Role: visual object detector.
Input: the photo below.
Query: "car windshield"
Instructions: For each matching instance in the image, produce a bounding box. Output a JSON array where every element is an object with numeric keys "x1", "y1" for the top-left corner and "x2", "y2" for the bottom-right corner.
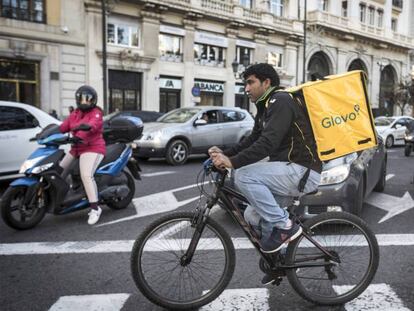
[
  {"x1": 103, "y1": 111, "x2": 119, "y2": 121},
  {"x1": 374, "y1": 117, "x2": 395, "y2": 126},
  {"x1": 158, "y1": 108, "x2": 200, "y2": 123}
]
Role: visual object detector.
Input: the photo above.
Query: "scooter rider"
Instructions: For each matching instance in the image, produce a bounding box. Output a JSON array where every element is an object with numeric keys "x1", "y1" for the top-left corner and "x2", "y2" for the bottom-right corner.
[{"x1": 59, "y1": 85, "x2": 106, "y2": 225}]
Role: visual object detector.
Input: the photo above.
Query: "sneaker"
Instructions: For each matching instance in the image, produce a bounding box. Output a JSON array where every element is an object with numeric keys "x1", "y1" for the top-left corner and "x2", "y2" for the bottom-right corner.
[
  {"x1": 260, "y1": 222, "x2": 302, "y2": 253},
  {"x1": 87, "y1": 207, "x2": 102, "y2": 225}
]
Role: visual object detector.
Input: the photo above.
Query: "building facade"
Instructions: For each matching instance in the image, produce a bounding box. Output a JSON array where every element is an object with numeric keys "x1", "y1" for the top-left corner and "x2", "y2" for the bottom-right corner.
[{"x1": 0, "y1": 0, "x2": 413, "y2": 117}]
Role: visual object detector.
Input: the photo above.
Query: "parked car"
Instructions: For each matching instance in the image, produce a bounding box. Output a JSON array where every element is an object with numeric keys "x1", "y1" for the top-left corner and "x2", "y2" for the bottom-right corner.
[
  {"x1": 374, "y1": 116, "x2": 414, "y2": 148},
  {"x1": 0, "y1": 101, "x2": 60, "y2": 181},
  {"x1": 104, "y1": 110, "x2": 164, "y2": 124},
  {"x1": 404, "y1": 120, "x2": 414, "y2": 157},
  {"x1": 134, "y1": 106, "x2": 254, "y2": 165},
  {"x1": 300, "y1": 136, "x2": 387, "y2": 217}
]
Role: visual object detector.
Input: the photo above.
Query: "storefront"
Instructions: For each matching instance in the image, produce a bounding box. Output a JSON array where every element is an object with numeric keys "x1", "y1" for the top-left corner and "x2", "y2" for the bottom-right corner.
[
  {"x1": 159, "y1": 76, "x2": 181, "y2": 113},
  {"x1": 0, "y1": 58, "x2": 40, "y2": 107},
  {"x1": 108, "y1": 70, "x2": 142, "y2": 112},
  {"x1": 235, "y1": 83, "x2": 249, "y2": 111},
  {"x1": 194, "y1": 80, "x2": 224, "y2": 106}
]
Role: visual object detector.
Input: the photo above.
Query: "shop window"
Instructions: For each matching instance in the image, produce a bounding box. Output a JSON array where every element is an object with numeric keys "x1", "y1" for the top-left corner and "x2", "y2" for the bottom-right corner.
[
  {"x1": 108, "y1": 70, "x2": 141, "y2": 112},
  {"x1": 194, "y1": 43, "x2": 225, "y2": 67},
  {"x1": 270, "y1": 0, "x2": 284, "y2": 17},
  {"x1": 107, "y1": 22, "x2": 139, "y2": 47},
  {"x1": 0, "y1": 0, "x2": 45, "y2": 23},
  {"x1": 267, "y1": 51, "x2": 283, "y2": 68},
  {"x1": 159, "y1": 33, "x2": 183, "y2": 62}
]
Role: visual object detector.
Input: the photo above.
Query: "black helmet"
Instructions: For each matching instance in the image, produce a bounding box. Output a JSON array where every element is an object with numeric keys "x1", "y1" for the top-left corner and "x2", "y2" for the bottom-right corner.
[{"x1": 75, "y1": 85, "x2": 97, "y2": 111}]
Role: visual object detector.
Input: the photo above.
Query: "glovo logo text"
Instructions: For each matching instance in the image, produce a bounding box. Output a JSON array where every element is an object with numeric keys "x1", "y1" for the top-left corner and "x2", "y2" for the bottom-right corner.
[{"x1": 321, "y1": 105, "x2": 361, "y2": 129}]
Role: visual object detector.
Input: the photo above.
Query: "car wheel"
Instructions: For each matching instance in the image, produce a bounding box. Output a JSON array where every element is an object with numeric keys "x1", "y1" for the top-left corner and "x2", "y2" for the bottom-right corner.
[
  {"x1": 385, "y1": 135, "x2": 394, "y2": 148},
  {"x1": 404, "y1": 145, "x2": 412, "y2": 157},
  {"x1": 374, "y1": 160, "x2": 386, "y2": 192},
  {"x1": 352, "y1": 178, "x2": 365, "y2": 216},
  {"x1": 166, "y1": 139, "x2": 188, "y2": 165}
]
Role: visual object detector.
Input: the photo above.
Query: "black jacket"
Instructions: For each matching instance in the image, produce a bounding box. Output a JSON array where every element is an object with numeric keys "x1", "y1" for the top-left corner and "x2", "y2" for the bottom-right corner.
[{"x1": 224, "y1": 87, "x2": 322, "y2": 173}]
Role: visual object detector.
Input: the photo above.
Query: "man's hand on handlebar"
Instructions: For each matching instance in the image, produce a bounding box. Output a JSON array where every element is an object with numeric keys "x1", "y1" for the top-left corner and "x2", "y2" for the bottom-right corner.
[{"x1": 210, "y1": 152, "x2": 233, "y2": 170}]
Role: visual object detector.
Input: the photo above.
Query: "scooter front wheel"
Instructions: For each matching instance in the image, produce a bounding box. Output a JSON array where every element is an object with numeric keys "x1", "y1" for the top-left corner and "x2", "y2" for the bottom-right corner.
[{"x1": 1, "y1": 186, "x2": 47, "y2": 230}]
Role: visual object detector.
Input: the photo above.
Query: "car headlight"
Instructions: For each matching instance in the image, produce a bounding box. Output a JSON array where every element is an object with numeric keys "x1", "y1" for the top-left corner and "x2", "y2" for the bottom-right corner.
[
  {"x1": 31, "y1": 163, "x2": 54, "y2": 174},
  {"x1": 406, "y1": 135, "x2": 413, "y2": 140},
  {"x1": 320, "y1": 164, "x2": 351, "y2": 185},
  {"x1": 144, "y1": 130, "x2": 163, "y2": 141},
  {"x1": 19, "y1": 156, "x2": 46, "y2": 174}
]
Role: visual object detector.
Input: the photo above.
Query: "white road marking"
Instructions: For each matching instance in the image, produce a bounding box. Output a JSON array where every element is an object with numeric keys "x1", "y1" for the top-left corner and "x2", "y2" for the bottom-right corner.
[
  {"x1": 140, "y1": 171, "x2": 175, "y2": 177},
  {"x1": 49, "y1": 293, "x2": 130, "y2": 311},
  {"x1": 365, "y1": 191, "x2": 414, "y2": 223},
  {"x1": 200, "y1": 288, "x2": 269, "y2": 311},
  {"x1": 96, "y1": 182, "x2": 209, "y2": 227},
  {"x1": 1, "y1": 234, "x2": 414, "y2": 256},
  {"x1": 334, "y1": 283, "x2": 410, "y2": 311},
  {"x1": 386, "y1": 173, "x2": 395, "y2": 181}
]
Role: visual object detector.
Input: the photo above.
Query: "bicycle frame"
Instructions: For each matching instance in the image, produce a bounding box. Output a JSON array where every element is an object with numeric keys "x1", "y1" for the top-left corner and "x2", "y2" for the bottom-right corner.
[{"x1": 184, "y1": 169, "x2": 340, "y2": 272}]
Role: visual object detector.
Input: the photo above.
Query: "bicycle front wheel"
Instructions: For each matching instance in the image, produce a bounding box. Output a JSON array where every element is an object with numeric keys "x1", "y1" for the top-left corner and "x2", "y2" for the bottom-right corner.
[
  {"x1": 131, "y1": 211, "x2": 236, "y2": 310},
  {"x1": 285, "y1": 212, "x2": 379, "y2": 306}
]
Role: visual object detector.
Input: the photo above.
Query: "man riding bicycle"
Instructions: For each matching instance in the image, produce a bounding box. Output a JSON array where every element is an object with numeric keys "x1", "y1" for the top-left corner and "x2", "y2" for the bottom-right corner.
[{"x1": 209, "y1": 64, "x2": 322, "y2": 281}]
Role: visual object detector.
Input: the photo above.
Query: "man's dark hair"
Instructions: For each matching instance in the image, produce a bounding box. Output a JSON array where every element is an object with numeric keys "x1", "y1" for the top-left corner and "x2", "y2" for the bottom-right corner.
[{"x1": 242, "y1": 63, "x2": 280, "y2": 87}]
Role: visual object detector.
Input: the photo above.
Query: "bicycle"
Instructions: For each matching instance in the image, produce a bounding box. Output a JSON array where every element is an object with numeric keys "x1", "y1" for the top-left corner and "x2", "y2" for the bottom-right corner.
[{"x1": 130, "y1": 159, "x2": 379, "y2": 310}]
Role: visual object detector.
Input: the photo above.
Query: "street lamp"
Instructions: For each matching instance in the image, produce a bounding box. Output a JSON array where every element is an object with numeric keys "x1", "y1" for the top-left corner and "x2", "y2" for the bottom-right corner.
[{"x1": 231, "y1": 52, "x2": 250, "y2": 78}]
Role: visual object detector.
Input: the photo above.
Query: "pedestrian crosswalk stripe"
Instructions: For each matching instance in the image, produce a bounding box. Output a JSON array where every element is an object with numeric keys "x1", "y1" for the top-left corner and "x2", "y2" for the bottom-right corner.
[
  {"x1": 48, "y1": 293, "x2": 130, "y2": 311},
  {"x1": 200, "y1": 288, "x2": 269, "y2": 311},
  {"x1": 1, "y1": 233, "x2": 414, "y2": 256},
  {"x1": 334, "y1": 283, "x2": 410, "y2": 310}
]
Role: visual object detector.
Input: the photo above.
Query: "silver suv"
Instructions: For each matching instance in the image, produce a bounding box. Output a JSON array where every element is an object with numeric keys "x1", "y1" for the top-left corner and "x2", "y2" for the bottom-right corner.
[{"x1": 135, "y1": 106, "x2": 254, "y2": 165}]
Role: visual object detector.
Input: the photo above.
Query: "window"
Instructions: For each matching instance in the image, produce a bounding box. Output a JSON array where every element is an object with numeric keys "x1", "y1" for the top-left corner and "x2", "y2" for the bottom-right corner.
[
  {"x1": 107, "y1": 22, "x2": 139, "y2": 47},
  {"x1": 194, "y1": 43, "x2": 225, "y2": 67},
  {"x1": 319, "y1": 0, "x2": 329, "y2": 11},
  {"x1": 267, "y1": 51, "x2": 283, "y2": 68},
  {"x1": 236, "y1": 46, "x2": 253, "y2": 67},
  {"x1": 221, "y1": 110, "x2": 245, "y2": 123},
  {"x1": 0, "y1": 106, "x2": 37, "y2": 131},
  {"x1": 239, "y1": 0, "x2": 252, "y2": 9},
  {"x1": 159, "y1": 33, "x2": 183, "y2": 62},
  {"x1": 0, "y1": 0, "x2": 45, "y2": 23},
  {"x1": 341, "y1": 1, "x2": 348, "y2": 17},
  {"x1": 368, "y1": 6, "x2": 375, "y2": 25},
  {"x1": 377, "y1": 9, "x2": 383, "y2": 28},
  {"x1": 359, "y1": 3, "x2": 366, "y2": 23},
  {"x1": 270, "y1": 0, "x2": 284, "y2": 17},
  {"x1": 391, "y1": 18, "x2": 397, "y2": 31}
]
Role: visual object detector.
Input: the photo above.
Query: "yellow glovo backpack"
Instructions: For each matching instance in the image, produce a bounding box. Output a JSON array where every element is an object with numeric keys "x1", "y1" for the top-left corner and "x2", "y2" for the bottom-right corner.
[{"x1": 285, "y1": 70, "x2": 378, "y2": 161}]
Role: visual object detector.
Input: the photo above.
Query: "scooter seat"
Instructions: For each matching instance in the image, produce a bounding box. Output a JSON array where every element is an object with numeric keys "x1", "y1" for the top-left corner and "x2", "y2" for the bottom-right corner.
[{"x1": 98, "y1": 143, "x2": 126, "y2": 168}]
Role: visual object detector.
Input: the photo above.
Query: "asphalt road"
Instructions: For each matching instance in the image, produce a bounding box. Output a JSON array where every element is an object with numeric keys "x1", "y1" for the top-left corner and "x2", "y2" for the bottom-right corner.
[{"x1": 0, "y1": 149, "x2": 413, "y2": 311}]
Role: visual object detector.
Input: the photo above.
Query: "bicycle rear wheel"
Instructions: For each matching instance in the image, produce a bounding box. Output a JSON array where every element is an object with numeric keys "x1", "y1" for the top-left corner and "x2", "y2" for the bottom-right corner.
[
  {"x1": 285, "y1": 212, "x2": 379, "y2": 306},
  {"x1": 131, "y1": 211, "x2": 236, "y2": 310}
]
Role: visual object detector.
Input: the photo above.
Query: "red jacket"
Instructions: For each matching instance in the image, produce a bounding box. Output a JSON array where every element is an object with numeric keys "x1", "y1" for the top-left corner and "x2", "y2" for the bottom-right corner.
[{"x1": 60, "y1": 107, "x2": 106, "y2": 157}]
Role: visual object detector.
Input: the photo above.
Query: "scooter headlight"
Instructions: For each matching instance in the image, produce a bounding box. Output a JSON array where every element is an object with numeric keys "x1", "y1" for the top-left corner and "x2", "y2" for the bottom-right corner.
[
  {"x1": 31, "y1": 163, "x2": 54, "y2": 174},
  {"x1": 19, "y1": 156, "x2": 47, "y2": 174}
]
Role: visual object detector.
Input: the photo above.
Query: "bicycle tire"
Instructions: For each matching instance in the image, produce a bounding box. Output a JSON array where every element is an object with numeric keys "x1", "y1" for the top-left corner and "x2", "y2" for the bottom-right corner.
[
  {"x1": 285, "y1": 212, "x2": 379, "y2": 306},
  {"x1": 130, "y1": 211, "x2": 236, "y2": 310}
]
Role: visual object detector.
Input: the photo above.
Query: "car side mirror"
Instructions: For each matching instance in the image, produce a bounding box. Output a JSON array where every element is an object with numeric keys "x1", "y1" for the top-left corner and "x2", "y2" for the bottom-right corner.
[
  {"x1": 394, "y1": 124, "x2": 402, "y2": 129},
  {"x1": 194, "y1": 119, "x2": 207, "y2": 126},
  {"x1": 32, "y1": 118, "x2": 40, "y2": 127}
]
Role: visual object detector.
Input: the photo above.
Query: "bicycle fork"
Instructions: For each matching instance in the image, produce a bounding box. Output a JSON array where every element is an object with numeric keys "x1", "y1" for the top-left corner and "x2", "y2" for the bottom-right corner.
[{"x1": 180, "y1": 201, "x2": 214, "y2": 266}]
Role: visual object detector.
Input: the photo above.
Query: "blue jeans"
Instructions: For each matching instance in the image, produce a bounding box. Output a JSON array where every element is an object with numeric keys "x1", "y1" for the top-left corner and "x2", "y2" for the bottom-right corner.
[{"x1": 234, "y1": 161, "x2": 320, "y2": 239}]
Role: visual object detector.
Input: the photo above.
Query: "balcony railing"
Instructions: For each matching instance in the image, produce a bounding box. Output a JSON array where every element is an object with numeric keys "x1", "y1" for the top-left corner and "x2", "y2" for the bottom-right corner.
[{"x1": 201, "y1": 0, "x2": 232, "y2": 14}]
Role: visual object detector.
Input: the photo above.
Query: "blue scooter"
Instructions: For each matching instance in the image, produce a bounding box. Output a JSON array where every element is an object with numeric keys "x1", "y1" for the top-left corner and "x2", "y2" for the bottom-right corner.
[{"x1": 0, "y1": 117, "x2": 143, "y2": 230}]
